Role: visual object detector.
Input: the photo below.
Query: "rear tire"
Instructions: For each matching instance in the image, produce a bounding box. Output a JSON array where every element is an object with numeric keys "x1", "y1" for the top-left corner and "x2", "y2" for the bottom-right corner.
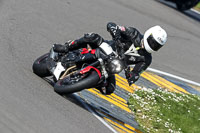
[
  {"x1": 32, "y1": 53, "x2": 51, "y2": 77},
  {"x1": 54, "y1": 71, "x2": 100, "y2": 94}
]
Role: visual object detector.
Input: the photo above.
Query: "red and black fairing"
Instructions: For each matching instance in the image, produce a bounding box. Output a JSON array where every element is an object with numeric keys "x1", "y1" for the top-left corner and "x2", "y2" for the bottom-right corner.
[
  {"x1": 81, "y1": 48, "x2": 96, "y2": 55},
  {"x1": 80, "y1": 66, "x2": 101, "y2": 78}
]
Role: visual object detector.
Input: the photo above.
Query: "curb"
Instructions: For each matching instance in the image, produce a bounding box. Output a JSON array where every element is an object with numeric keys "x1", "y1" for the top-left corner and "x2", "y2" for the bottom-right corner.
[
  {"x1": 191, "y1": 8, "x2": 200, "y2": 14},
  {"x1": 147, "y1": 68, "x2": 200, "y2": 87}
]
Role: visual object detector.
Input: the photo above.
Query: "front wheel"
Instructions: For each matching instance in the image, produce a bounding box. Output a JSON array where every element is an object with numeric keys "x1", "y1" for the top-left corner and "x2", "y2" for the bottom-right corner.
[{"x1": 54, "y1": 71, "x2": 100, "y2": 94}]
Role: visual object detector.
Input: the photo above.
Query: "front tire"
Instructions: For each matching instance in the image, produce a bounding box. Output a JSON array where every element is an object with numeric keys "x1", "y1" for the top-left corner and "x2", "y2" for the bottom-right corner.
[
  {"x1": 32, "y1": 53, "x2": 51, "y2": 77},
  {"x1": 54, "y1": 71, "x2": 100, "y2": 94}
]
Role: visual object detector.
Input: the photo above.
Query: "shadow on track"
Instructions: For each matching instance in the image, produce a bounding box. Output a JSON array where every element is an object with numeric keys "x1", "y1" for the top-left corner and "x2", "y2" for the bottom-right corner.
[
  {"x1": 156, "y1": 0, "x2": 200, "y2": 22},
  {"x1": 43, "y1": 77, "x2": 110, "y2": 116}
]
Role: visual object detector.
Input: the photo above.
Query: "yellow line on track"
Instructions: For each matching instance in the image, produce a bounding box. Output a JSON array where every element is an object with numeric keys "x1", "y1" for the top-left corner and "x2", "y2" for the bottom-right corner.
[
  {"x1": 112, "y1": 126, "x2": 127, "y2": 133},
  {"x1": 116, "y1": 81, "x2": 134, "y2": 93},
  {"x1": 87, "y1": 89, "x2": 131, "y2": 113},
  {"x1": 109, "y1": 93, "x2": 127, "y2": 105},
  {"x1": 87, "y1": 75, "x2": 142, "y2": 113},
  {"x1": 148, "y1": 72, "x2": 188, "y2": 93},
  {"x1": 105, "y1": 114, "x2": 142, "y2": 133},
  {"x1": 141, "y1": 72, "x2": 178, "y2": 92},
  {"x1": 109, "y1": 118, "x2": 142, "y2": 133},
  {"x1": 92, "y1": 88, "x2": 128, "y2": 107},
  {"x1": 104, "y1": 117, "x2": 141, "y2": 133},
  {"x1": 141, "y1": 72, "x2": 188, "y2": 94},
  {"x1": 116, "y1": 74, "x2": 140, "y2": 90},
  {"x1": 97, "y1": 110, "x2": 142, "y2": 133},
  {"x1": 141, "y1": 72, "x2": 176, "y2": 91}
]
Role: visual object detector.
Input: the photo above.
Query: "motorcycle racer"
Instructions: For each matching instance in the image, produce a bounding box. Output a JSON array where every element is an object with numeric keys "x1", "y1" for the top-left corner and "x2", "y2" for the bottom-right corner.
[
  {"x1": 106, "y1": 22, "x2": 167, "y2": 86},
  {"x1": 53, "y1": 22, "x2": 167, "y2": 94}
]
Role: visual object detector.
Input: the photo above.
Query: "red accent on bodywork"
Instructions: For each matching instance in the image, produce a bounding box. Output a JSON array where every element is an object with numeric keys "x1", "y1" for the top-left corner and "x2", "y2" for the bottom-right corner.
[
  {"x1": 71, "y1": 41, "x2": 75, "y2": 45},
  {"x1": 90, "y1": 49, "x2": 96, "y2": 54},
  {"x1": 81, "y1": 48, "x2": 89, "y2": 54},
  {"x1": 80, "y1": 66, "x2": 101, "y2": 78},
  {"x1": 81, "y1": 48, "x2": 96, "y2": 55}
]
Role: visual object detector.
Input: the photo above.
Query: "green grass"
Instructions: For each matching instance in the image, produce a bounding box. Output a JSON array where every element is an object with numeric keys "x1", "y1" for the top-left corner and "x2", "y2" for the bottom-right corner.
[
  {"x1": 128, "y1": 88, "x2": 200, "y2": 133},
  {"x1": 194, "y1": 2, "x2": 200, "y2": 11}
]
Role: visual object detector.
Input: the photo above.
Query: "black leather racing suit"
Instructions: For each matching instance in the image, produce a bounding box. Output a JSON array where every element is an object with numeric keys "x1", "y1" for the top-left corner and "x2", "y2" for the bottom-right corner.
[{"x1": 106, "y1": 22, "x2": 152, "y2": 85}]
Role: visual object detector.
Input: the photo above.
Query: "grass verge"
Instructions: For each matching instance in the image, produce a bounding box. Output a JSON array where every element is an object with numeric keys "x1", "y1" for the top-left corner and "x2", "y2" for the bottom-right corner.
[
  {"x1": 128, "y1": 88, "x2": 200, "y2": 133},
  {"x1": 193, "y1": 2, "x2": 200, "y2": 12}
]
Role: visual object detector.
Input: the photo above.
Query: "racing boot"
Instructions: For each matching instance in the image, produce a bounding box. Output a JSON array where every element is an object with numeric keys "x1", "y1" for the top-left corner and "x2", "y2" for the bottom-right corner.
[
  {"x1": 52, "y1": 40, "x2": 75, "y2": 53},
  {"x1": 53, "y1": 44, "x2": 69, "y2": 53},
  {"x1": 96, "y1": 75, "x2": 116, "y2": 95}
]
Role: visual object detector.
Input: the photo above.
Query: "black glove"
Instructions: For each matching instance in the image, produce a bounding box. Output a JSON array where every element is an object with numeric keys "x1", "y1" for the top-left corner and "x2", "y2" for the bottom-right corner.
[
  {"x1": 64, "y1": 40, "x2": 75, "y2": 46},
  {"x1": 53, "y1": 44, "x2": 69, "y2": 53}
]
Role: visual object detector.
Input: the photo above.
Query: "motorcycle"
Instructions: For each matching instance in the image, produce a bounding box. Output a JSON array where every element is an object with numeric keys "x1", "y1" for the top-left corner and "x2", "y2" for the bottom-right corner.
[{"x1": 32, "y1": 40, "x2": 125, "y2": 94}]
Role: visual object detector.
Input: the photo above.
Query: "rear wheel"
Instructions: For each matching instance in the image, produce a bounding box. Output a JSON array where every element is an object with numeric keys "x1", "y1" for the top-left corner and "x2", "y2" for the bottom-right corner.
[
  {"x1": 32, "y1": 53, "x2": 51, "y2": 77},
  {"x1": 54, "y1": 71, "x2": 100, "y2": 94}
]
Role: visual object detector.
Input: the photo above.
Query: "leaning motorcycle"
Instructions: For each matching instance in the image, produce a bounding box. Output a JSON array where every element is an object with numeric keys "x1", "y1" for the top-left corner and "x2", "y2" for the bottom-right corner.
[{"x1": 32, "y1": 41, "x2": 125, "y2": 94}]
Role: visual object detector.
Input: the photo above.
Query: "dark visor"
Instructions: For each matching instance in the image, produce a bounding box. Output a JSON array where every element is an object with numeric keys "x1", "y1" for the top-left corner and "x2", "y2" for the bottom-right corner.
[{"x1": 147, "y1": 35, "x2": 163, "y2": 51}]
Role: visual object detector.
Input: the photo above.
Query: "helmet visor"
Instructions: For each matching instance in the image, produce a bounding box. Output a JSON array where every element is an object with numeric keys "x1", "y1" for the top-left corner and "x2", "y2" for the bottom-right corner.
[{"x1": 147, "y1": 35, "x2": 163, "y2": 51}]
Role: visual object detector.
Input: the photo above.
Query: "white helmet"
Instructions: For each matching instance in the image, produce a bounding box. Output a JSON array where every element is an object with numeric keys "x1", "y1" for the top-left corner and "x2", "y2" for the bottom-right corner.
[{"x1": 143, "y1": 25, "x2": 167, "y2": 53}]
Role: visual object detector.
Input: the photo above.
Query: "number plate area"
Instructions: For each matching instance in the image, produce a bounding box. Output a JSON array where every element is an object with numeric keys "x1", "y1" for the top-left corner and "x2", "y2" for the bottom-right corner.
[
  {"x1": 99, "y1": 42, "x2": 113, "y2": 55},
  {"x1": 53, "y1": 62, "x2": 65, "y2": 80}
]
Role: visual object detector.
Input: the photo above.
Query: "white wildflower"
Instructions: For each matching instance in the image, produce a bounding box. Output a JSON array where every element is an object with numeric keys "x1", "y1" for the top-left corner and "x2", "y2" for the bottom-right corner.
[
  {"x1": 169, "y1": 129, "x2": 174, "y2": 133},
  {"x1": 165, "y1": 122, "x2": 169, "y2": 128},
  {"x1": 157, "y1": 119, "x2": 161, "y2": 122},
  {"x1": 142, "y1": 115, "x2": 146, "y2": 119}
]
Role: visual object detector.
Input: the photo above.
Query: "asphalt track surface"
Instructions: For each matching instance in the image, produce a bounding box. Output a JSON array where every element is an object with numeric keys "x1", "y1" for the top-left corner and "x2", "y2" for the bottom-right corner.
[{"x1": 0, "y1": 0, "x2": 200, "y2": 133}]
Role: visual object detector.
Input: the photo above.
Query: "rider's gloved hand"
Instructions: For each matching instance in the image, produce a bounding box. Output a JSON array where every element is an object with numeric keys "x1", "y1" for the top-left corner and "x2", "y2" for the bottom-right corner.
[
  {"x1": 64, "y1": 40, "x2": 75, "y2": 46},
  {"x1": 53, "y1": 44, "x2": 69, "y2": 53}
]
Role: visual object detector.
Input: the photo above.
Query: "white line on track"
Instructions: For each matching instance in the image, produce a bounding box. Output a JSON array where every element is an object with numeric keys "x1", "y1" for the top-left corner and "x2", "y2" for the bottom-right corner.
[
  {"x1": 73, "y1": 93, "x2": 118, "y2": 133},
  {"x1": 147, "y1": 68, "x2": 200, "y2": 87},
  {"x1": 191, "y1": 9, "x2": 200, "y2": 15}
]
